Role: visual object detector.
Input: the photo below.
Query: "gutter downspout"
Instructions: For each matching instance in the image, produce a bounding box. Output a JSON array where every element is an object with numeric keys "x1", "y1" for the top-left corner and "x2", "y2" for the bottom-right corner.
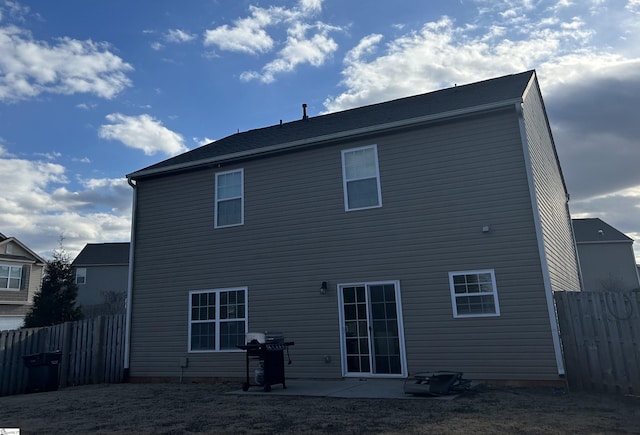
[
  {"x1": 516, "y1": 100, "x2": 566, "y2": 377},
  {"x1": 124, "y1": 177, "x2": 137, "y2": 380}
]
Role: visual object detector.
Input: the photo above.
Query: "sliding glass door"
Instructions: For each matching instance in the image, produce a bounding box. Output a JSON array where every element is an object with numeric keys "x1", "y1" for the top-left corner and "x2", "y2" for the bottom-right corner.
[{"x1": 338, "y1": 281, "x2": 406, "y2": 377}]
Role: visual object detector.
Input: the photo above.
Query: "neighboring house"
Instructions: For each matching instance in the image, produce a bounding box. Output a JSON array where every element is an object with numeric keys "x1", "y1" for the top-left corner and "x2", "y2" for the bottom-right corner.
[
  {"x1": 125, "y1": 70, "x2": 581, "y2": 384},
  {"x1": 572, "y1": 218, "x2": 640, "y2": 292},
  {"x1": 0, "y1": 233, "x2": 45, "y2": 330},
  {"x1": 72, "y1": 242, "x2": 130, "y2": 317}
]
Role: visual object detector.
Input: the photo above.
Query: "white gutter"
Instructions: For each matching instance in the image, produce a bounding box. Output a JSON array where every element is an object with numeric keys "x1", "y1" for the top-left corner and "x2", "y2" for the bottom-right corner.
[
  {"x1": 127, "y1": 99, "x2": 523, "y2": 180},
  {"x1": 516, "y1": 98, "x2": 566, "y2": 377},
  {"x1": 123, "y1": 177, "x2": 137, "y2": 377}
]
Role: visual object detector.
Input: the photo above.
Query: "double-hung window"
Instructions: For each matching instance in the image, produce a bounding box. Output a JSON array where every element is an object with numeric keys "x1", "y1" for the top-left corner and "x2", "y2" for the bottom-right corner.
[
  {"x1": 341, "y1": 145, "x2": 382, "y2": 211},
  {"x1": 189, "y1": 288, "x2": 247, "y2": 352},
  {"x1": 76, "y1": 268, "x2": 87, "y2": 285},
  {"x1": 0, "y1": 264, "x2": 22, "y2": 290},
  {"x1": 448, "y1": 270, "x2": 500, "y2": 318},
  {"x1": 215, "y1": 169, "x2": 244, "y2": 228}
]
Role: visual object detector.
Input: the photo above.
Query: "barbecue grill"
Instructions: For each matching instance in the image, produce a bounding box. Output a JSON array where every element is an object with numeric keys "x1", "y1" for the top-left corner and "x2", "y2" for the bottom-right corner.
[{"x1": 237, "y1": 332, "x2": 294, "y2": 392}]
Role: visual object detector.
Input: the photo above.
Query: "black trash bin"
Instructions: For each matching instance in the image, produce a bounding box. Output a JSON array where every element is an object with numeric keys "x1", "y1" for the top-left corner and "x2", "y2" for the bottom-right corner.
[{"x1": 22, "y1": 351, "x2": 62, "y2": 393}]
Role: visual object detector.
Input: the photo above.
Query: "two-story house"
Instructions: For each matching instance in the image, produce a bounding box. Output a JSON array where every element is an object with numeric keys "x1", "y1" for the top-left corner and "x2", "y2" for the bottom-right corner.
[
  {"x1": 125, "y1": 70, "x2": 581, "y2": 384},
  {"x1": 572, "y1": 218, "x2": 640, "y2": 292},
  {"x1": 72, "y1": 242, "x2": 130, "y2": 318},
  {"x1": 0, "y1": 233, "x2": 46, "y2": 330}
]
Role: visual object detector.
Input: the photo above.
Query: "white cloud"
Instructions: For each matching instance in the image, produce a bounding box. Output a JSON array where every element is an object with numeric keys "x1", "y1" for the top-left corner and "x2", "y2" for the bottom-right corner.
[
  {"x1": 76, "y1": 102, "x2": 97, "y2": 110},
  {"x1": 34, "y1": 151, "x2": 62, "y2": 160},
  {"x1": 344, "y1": 34, "x2": 383, "y2": 64},
  {"x1": 203, "y1": 5, "x2": 277, "y2": 55},
  {"x1": 299, "y1": 0, "x2": 322, "y2": 13},
  {"x1": 0, "y1": 24, "x2": 133, "y2": 102},
  {"x1": 241, "y1": 22, "x2": 339, "y2": 83},
  {"x1": 99, "y1": 113, "x2": 188, "y2": 156},
  {"x1": 627, "y1": 0, "x2": 640, "y2": 13},
  {"x1": 205, "y1": 0, "x2": 340, "y2": 82},
  {"x1": 0, "y1": 153, "x2": 131, "y2": 258},
  {"x1": 324, "y1": 2, "x2": 638, "y2": 112},
  {"x1": 165, "y1": 29, "x2": 197, "y2": 43},
  {"x1": 193, "y1": 137, "x2": 215, "y2": 147}
]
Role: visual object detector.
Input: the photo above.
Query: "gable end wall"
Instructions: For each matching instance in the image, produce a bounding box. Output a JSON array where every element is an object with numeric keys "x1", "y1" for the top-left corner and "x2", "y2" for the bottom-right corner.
[{"x1": 521, "y1": 80, "x2": 581, "y2": 293}]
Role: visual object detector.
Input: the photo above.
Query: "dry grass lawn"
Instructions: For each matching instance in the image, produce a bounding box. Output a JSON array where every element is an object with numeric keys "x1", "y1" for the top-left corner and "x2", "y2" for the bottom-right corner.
[{"x1": 0, "y1": 382, "x2": 639, "y2": 434}]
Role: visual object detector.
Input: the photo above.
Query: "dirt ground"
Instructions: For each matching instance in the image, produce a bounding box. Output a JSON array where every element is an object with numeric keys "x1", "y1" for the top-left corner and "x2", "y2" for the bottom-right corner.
[{"x1": 0, "y1": 381, "x2": 638, "y2": 434}]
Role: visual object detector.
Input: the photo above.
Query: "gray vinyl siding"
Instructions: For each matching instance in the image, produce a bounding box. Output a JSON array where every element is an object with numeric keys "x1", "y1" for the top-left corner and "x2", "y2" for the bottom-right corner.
[
  {"x1": 521, "y1": 81, "x2": 581, "y2": 293},
  {"x1": 76, "y1": 265, "x2": 128, "y2": 306},
  {"x1": 130, "y1": 107, "x2": 560, "y2": 381},
  {"x1": 576, "y1": 242, "x2": 640, "y2": 292}
]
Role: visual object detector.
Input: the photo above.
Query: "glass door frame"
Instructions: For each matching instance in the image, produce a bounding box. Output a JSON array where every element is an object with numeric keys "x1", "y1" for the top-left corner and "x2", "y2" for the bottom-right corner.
[{"x1": 337, "y1": 280, "x2": 408, "y2": 378}]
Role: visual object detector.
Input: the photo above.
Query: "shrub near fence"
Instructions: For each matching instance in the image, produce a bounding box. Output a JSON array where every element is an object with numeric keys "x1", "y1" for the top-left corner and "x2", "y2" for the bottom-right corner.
[
  {"x1": 555, "y1": 291, "x2": 640, "y2": 395},
  {"x1": 0, "y1": 314, "x2": 125, "y2": 396}
]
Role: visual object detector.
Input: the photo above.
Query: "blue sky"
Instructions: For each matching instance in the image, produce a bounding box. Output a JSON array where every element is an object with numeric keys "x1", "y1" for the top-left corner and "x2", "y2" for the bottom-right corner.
[{"x1": 1, "y1": 0, "x2": 639, "y2": 262}]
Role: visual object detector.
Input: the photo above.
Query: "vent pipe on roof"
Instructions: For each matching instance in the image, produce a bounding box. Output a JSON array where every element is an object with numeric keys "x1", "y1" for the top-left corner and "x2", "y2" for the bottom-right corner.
[{"x1": 302, "y1": 103, "x2": 308, "y2": 120}]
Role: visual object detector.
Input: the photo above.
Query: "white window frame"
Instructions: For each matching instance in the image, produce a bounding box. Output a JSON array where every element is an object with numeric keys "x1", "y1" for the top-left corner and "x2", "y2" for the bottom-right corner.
[
  {"x1": 214, "y1": 169, "x2": 244, "y2": 228},
  {"x1": 341, "y1": 145, "x2": 382, "y2": 211},
  {"x1": 0, "y1": 264, "x2": 22, "y2": 290},
  {"x1": 76, "y1": 268, "x2": 87, "y2": 285},
  {"x1": 188, "y1": 287, "x2": 248, "y2": 353},
  {"x1": 448, "y1": 269, "x2": 500, "y2": 318}
]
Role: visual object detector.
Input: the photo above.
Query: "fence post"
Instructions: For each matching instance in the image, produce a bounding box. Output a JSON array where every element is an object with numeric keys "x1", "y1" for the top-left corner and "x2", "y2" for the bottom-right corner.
[
  {"x1": 92, "y1": 316, "x2": 105, "y2": 384},
  {"x1": 59, "y1": 321, "x2": 72, "y2": 388}
]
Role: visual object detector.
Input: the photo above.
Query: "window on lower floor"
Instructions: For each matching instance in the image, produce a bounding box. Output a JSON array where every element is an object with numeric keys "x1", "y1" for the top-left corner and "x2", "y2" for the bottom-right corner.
[
  {"x1": 448, "y1": 270, "x2": 500, "y2": 318},
  {"x1": 188, "y1": 287, "x2": 247, "y2": 352},
  {"x1": 76, "y1": 268, "x2": 86, "y2": 285},
  {"x1": 0, "y1": 264, "x2": 22, "y2": 290}
]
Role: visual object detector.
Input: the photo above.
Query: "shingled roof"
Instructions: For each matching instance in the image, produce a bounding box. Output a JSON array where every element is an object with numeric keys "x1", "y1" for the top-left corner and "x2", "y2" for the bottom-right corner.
[
  {"x1": 572, "y1": 218, "x2": 633, "y2": 243},
  {"x1": 72, "y1": 242, "x2": 130, "y2": 266},
  {"x1": 128, "y1": 70, "x2": 536, "y2": 180}
]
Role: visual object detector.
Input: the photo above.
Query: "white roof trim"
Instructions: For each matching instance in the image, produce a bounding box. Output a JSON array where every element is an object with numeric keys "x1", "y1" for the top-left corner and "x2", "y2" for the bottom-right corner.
[{"x1": 0, "y1": 238, "x2": 46, "y2": 264}]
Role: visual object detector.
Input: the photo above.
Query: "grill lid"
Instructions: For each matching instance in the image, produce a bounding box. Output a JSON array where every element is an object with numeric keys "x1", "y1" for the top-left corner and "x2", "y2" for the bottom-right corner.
[{"x1": 246, "y1": 332, "x2": 285, "y2": 344}]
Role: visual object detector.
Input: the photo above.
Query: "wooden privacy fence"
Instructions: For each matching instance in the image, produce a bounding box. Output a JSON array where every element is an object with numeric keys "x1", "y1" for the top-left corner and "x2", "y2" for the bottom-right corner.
[
  {"x1": 0, "y1": 314, "x2": 125, "y2": 396},
  {"x1": 555, "y1": 291, "x2": 640, "y2": 394}
]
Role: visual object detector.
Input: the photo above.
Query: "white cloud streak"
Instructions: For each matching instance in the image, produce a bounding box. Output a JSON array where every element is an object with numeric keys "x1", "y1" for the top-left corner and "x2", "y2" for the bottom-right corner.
[
  {"x1": 98, "y1": 113, "x2": 188, "y2": 156},
  {"x1": 165, "y1": 29, "x2": 196, "y2": 43}
]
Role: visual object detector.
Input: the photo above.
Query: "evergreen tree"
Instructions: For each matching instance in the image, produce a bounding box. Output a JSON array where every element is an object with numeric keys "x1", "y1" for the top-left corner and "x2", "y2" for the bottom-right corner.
[{"x1": 23, "y1": 243, "x2": 83, "y2": 328}]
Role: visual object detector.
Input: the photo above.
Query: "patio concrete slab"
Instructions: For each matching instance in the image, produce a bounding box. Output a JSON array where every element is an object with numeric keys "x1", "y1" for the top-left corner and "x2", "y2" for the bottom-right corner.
[{"x1": 228, "y1": 378, "x2": 460, "y2": 400}]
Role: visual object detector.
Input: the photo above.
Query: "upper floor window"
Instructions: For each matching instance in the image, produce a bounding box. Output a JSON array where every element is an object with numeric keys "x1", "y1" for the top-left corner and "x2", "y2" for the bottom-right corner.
[
  {"x1": 76, "y1": 268, "x2": 87, "y2": 285},
  {"x1": 215, "y1": 169, "x2": 244, "y2": 228},
  {"x1": 0, "y1": 264, "x2": 22, "y2": 290},
  {"x1": 448, "y1": 270, "x2": 500, "y2": 318},
  {"x1": 189, "y1": 288, "x2": 247, "y2": 352},
  {"x1": 341, "y1": 145, "x2": 382, "y2": 211}
]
